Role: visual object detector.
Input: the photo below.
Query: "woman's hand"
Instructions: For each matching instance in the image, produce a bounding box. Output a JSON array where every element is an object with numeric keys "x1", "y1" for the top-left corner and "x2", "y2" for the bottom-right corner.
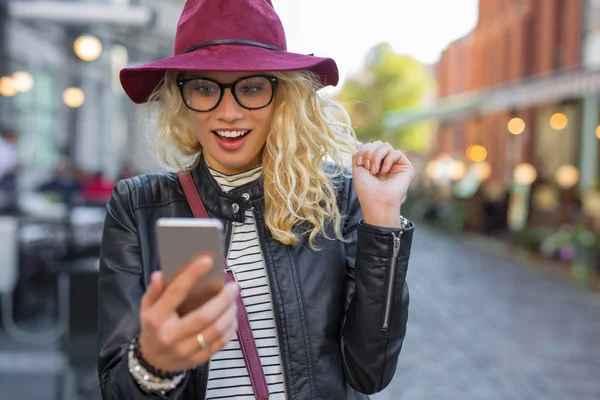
[
  {"x1": 138, "y1": 254, "x2": 239, "y2": 373},
  {"x1": 352, "y1": 141, "x2": 414, "y2": 228}
]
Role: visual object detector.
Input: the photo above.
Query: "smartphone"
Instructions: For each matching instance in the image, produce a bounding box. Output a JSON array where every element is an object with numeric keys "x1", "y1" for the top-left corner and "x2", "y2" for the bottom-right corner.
[{"x1": 155, "y1": 218, "x2": 225, "y2": 315}]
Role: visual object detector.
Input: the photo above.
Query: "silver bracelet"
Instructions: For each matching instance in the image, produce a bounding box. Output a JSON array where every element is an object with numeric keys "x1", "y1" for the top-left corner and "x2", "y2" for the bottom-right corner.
[
  {"x1": 127, "y1": 340, "x2": 187, "y2": 394},
  {"x1": 400, "y1": 216, "x2": 409, "y2": 229}
]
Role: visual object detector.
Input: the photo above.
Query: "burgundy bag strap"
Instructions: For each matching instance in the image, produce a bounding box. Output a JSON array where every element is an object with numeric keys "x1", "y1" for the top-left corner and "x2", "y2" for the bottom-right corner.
[{"x1": 178, "y1": 170, "x2": 270, "y2": 400}]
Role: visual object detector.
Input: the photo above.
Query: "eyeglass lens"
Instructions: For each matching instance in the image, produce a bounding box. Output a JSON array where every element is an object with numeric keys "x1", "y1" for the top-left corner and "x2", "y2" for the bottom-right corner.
[{"x1": 181, "y1": 76, "x2": 274, "y2": 111}]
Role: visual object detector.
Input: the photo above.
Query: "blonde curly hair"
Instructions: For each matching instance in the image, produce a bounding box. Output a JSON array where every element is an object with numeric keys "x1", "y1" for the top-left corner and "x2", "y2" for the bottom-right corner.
[{"x1": 149, "y1": 70, "x2": 357, "y2": 247}]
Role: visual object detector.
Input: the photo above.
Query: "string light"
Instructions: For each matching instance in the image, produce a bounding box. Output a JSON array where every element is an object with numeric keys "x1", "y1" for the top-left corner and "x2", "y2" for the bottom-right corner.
[
  {"x1": 550, "y1": 113, "x2": 568, "y2": 130},
  {"x1": 508, "y1": 117, "x2": 525, "y2": 135}
]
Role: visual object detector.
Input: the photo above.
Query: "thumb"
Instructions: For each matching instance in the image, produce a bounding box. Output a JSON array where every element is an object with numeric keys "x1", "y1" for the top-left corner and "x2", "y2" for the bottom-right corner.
[{"x1": 141, "y1": 271, "x2": 164, "y2": 311}]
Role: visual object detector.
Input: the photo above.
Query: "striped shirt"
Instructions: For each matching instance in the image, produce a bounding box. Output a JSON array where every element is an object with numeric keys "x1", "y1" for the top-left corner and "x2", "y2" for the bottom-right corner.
[{"x1": 206, "y1": 164, "x2": 287, "y2": 400}]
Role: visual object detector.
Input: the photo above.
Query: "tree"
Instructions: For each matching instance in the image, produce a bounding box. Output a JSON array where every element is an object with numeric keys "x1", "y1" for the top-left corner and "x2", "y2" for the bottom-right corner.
[{"x1": 337, "y1": 42, "x2": 435, "y2": 153}]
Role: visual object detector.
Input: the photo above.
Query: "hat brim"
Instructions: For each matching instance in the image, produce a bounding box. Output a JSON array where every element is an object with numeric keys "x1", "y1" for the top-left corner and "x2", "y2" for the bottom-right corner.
[{"x1": 120, "y1": 44, "x2": 339, "y2": 104}]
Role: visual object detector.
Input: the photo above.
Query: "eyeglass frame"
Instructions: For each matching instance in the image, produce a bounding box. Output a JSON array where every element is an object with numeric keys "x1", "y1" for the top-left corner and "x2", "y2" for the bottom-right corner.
[{"x1": 176, "y1": 74, "x2": 279, "y2": 112}]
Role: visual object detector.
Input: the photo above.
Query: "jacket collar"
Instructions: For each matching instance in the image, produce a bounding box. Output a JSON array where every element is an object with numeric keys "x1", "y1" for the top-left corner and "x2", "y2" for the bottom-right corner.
[{"x1": 189, "y1": 153, "x2": 264, "y2": 223}]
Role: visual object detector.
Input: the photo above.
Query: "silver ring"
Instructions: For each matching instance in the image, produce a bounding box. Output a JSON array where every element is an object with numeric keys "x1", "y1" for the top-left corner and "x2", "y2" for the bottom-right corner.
[{"x1": 196, "y1": 333, "x2": 210, "y2": 351}]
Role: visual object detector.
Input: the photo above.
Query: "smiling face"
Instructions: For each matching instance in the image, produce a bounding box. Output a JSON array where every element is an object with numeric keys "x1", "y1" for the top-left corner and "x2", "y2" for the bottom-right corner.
[{"x1": 180, "y1": 71, "x2": 276, "y2": 175}]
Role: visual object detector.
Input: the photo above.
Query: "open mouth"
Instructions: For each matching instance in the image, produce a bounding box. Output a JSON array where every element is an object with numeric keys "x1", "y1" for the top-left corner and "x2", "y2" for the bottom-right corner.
[{"x1": 212, "y1": 130, "x2": 252, "y2": 140}]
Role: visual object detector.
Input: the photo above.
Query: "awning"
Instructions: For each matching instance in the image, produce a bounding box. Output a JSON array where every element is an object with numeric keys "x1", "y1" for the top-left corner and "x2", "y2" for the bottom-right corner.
[
  {"x1": 384, "y1": 67, "x2": 600, "y2": 128},
  {"x1": 8, "y1": 2, "x2": 154, "y2": 27}
]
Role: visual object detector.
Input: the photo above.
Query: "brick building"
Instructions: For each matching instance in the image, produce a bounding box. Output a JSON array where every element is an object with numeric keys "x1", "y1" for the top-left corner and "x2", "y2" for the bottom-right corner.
[
  {"x1": 436, "y1": 0, "x2": 583, "y2": 185},
  {"x1": 386, "y1": 0, "x2": 600, "y2": 233}
]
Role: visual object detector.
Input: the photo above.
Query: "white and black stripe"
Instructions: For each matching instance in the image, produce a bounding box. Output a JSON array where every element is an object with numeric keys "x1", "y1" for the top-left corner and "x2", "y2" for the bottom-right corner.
[{"x1": 206, "y1": 165, "x2": 286, "y2": 400}]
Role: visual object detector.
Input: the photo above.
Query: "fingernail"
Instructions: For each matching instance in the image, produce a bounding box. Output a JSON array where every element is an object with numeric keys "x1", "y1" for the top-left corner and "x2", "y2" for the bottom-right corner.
[
  {"x1": 200, "y1": 253, "x2": 214, "y2": 262},
  {"x1": 364, "y1": 159, "x2": 370, "y2": 169},
  {"x1": 356, "y1": 156, "x2": 363, "y2": 166},
  {"x1": 371, "y1": 164, "x2": 378, "y2": 174}
]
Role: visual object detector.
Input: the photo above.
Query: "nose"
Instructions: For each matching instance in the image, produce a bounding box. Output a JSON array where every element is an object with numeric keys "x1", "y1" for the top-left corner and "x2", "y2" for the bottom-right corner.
[{"x1": 215, "y1": 90, "x2": 244, "y2": 122}]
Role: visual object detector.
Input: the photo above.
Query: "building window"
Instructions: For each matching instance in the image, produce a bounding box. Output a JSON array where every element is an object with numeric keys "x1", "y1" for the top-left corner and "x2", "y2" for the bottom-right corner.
[{"x1": 13, "y1": 65, "x2": 60, "y2": 174}]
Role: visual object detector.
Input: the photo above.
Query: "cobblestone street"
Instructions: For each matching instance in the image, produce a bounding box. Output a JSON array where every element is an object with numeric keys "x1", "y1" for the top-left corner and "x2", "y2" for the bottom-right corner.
[
  {"x1": 373, "y1": 225, "x2": 600, "y2": 400},
  {"x1": 1, "y1": 225, "x2": 599, "y2": 399}
]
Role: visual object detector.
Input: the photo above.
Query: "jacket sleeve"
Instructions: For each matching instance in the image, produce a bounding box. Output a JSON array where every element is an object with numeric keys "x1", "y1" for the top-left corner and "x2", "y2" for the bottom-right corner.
[
  {"x1": 97, "y1": 180, "x2": 190, "y2": 399},
  {"x1": 340, "y1": 176, "x2": 413, "y2": 394}
]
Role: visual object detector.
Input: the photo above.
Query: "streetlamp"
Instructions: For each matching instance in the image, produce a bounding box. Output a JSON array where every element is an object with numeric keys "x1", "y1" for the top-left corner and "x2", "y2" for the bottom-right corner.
[
  {"x1": 466, "y1": 144, "x2": 488, "y2": 163},
  {"x1": 508, "y1": 117, "x2": 526, "y2": 135},
  {"x1": 513, "y1": 163, "x2": 537, "y2": 185},
  {"x1": 555, "y1": 164, "x2": 580, "y2": 189},
  {"x1": 11, "y1": 71, "x2": 34, "y2": 92},
  {"x1": 550, "y1": 112, "x2": 568, "y2": 131},
  {"x1": 0, "y1": 0, "x2": 10, "y2": 119},
  {"x1": 62, "y1": 87, "x2": 85, "y2": 108},
  {"x1": 73, "y1": 35, "x2": 102, "y2": 62},
  {"x1": 473, "y1": 161, "x2": 492, "y2": 181},
  {"x1": 450, "y1": 159, "x2": 467, "y2": 181},
  {"x1": 0, "y1": 76, "x2": 16, "y2": 97}
]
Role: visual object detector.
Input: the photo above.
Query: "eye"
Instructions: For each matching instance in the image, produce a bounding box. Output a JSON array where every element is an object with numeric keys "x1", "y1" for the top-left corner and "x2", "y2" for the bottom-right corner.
[
  {"x1": 194, "y1": 85, "x2": 216, "y2": 95},
  {"x1": 186, "y1": 79, "x2": 219, "y2": 96},
  {"x1": 239, "y1": 84, "x2": 265, "y2": 94}
]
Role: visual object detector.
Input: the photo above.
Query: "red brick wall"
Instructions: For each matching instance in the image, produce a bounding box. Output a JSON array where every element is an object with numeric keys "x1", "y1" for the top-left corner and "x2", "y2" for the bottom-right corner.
[
  {"x1": 438, "y1": 0, "x2": 582, "y2": 89},
  {"x1": 507, "y1": 8, "x2": 526, "y2": 81},
  {"x1": 562, "y1": 0, "x2": 582, "y2": 69},
  {"x1": 534, "y1": 0, "x2": 557, "y2": 76},
  {"x1": 433, "y1": 0, "x2": 582, "y2": 186}
]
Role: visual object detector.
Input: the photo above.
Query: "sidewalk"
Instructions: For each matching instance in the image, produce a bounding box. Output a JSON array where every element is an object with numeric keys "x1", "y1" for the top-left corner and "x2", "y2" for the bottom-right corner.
[
  {"x1": 374, "y1": 224, "x2": 600, "y2": 400},
  {"x1": 457, "y1": 226, "x2": 600, "y2": 293}
]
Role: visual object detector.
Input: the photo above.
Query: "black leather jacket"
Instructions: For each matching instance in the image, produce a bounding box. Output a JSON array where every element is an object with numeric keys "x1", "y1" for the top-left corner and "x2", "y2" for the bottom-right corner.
[{"x1": 97, "y1": 159, "x2": 414, "y2": 400}]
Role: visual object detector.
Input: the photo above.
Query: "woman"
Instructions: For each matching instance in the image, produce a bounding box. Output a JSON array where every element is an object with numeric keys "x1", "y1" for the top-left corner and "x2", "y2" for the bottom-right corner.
[{"x1": 98, "y1": 0, "x2": 415, "y2": 399}]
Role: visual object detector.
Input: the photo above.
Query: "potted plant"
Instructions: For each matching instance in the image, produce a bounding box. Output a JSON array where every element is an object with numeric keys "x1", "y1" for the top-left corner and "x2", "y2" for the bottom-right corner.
[{"x1": 541, "y1": 224, "x2": 599, "y2": 288}]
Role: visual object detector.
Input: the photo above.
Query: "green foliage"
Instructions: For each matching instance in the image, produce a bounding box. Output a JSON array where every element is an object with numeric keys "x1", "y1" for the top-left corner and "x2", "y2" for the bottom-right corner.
[
  {"x1": 337, "y1": 42, "x2": 435, "y2": 153},
  {"x1": 542, "y1": 225, "x2": 599, "y2": 254},
  {"x1": 514, "y1": 227, "x2": 553, "y2": 253}
]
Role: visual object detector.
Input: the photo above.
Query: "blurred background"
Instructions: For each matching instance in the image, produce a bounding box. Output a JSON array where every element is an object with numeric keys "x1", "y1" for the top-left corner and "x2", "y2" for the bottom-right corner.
[{"x1": 0, "y1": 0, "x2": 599, "y2": 399}]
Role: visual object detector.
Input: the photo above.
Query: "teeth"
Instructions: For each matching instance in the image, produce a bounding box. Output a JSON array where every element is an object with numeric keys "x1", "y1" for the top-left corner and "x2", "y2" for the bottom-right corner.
[{"x1": 214, "y1": 130, "x2": 249, "y2": 138}]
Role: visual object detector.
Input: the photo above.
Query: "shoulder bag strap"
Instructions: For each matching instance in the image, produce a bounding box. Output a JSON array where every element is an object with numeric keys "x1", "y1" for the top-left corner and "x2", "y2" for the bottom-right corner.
[{"x1": 178, "y1": 170, "x2": 270, "y2": 400}]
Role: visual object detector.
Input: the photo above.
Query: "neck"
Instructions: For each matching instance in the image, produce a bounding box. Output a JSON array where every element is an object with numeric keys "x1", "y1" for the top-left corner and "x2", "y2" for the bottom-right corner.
[{"x1": 203, "y1": 152, "x2": 262, "y2": 175}]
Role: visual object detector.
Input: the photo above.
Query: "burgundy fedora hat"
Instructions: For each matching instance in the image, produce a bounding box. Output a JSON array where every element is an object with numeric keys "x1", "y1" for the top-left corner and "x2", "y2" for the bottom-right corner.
[{"x1": 120, "y1": 0, "x2": 339, "y2": 104}]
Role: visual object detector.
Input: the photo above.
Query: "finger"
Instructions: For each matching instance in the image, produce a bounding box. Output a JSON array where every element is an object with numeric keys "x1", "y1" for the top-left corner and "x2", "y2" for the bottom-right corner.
[
  {"x1": 356, "y1": 142, "x2": 376, "y2": 170},
  {"x1": 171, "y1": 303, "x2": 238, "y2": 368},
  {"x1": 360, "y1": 141, "x2": 384, "y2": 170},
  {"x1": 168, "y1": 281, "x2": 239, "y2": 342},
  {"x1": 369, "y1": 143, "x2": 394, "y2": 175},
  {"x1": 196, "y1": 301, "x2": 238, "y2": 349},
  {"x1": 381, "y1": 149, "x2": 405, "y2": 174},
  {"x1": 141, "y1": 271, "x2": 164, "y2": 311},
  {"x1": 152, "y1": 254, "x2": 215, "y2": 321},
  {"x1": 388, "y1": 152, "x2": 414, "y2": 175},
  {"x1": 356, "y1": 140, "x2": 382, "y2": 156},
  {"x1": 355, "y1": 142, "x2": 374, "y2": 157},
  {"x1": 188, "y1": 315, "x2": 239, "y2": 367}
]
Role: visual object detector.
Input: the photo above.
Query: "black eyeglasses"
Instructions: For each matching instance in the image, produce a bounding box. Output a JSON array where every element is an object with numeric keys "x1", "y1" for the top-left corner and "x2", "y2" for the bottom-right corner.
[{"x1": 177, "y1": 75, "x2": 278, "y2": 112}]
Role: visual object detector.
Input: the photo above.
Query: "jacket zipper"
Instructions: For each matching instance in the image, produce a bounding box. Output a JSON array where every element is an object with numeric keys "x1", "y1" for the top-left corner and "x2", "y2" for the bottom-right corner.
[
  {"x1": 382, "y1": 231, "x2": 402, "y2": 329},
  {"x1": 252, "y1": 207, "x2": 290, "y2": 400}
]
